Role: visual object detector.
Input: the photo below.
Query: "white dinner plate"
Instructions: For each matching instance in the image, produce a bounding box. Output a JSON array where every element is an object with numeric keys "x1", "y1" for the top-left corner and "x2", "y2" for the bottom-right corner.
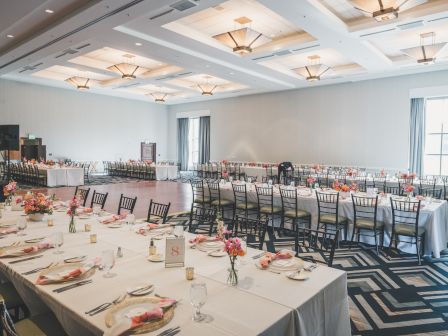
[{"x1": 286, "y1": 270, "x2": 309, "y2": 281}]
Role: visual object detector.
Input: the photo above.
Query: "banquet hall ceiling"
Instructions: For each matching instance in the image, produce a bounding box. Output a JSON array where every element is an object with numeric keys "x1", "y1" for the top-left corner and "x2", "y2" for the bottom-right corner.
[{"x1": 1, "y1": 0, "x2": 448, "y2": 104}]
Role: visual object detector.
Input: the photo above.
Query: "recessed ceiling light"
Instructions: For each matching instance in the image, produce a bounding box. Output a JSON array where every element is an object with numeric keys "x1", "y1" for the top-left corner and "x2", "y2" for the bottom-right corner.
[
  {"x1": 6, "y1": 34, "x2": 14, "y2": 38},
  {"x1": 135, "y1": 42, "x2": 142, "y2": 46},
  {"x1": 229, "y1": 72, "x2": 235, "y2": 75},
  {"x1": 205, "y1": 64, "x2": 210, "y2": 68},
  {"x1": 45, "y1": 9, "x2": 54, "y2": 14}
]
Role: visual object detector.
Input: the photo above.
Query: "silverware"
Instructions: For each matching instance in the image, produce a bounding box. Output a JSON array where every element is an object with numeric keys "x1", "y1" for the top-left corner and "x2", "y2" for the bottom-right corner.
[
  {"x1": 64, "y1": 255, "x2": 87, "y2": 263},
  {"x1": 128, "y1": 284, "x2": 153, "y2": 296},
  {"x1": 85, "y1": 293, "x2": 126, "y2": 316},
  {"x1": 22, "y1": 262, "x2": 55, "y2": 275},
  {"x1": 165, "y1": 328, "x2": 180, "y2": 336},
  {"x1": 157, "y1": 326, "x2": 180, "y2": 336},
  {"x1": 53, "y1": 279, "x2": 92, "y2": 293},
  {"x1": 252, "y1": 252, "x2": 265, "y2": 259},
  {"x1": 24, "y1": 237, "x2": 45, "y2": 244},
  {"x1": 9, "y1": 255, "x2": 43, "y2": 264}
]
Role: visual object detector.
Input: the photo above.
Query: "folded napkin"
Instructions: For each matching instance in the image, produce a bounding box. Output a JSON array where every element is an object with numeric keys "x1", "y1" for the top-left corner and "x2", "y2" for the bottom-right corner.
[
  {"x1": 78, "y1": 207, "x2": 93, "y2": 214},
  {"x1": 189, "y1": 235, "x2": 220, "y2": 244},
  {"x1": 36, "y1": 262, "x2": 95, "y2": 285},
  {"x1": 259, "y1": 250, "x2": 293, "y2": 269},
  {"x1": 0, "y1": 227, "x2": 18, "y2": 235},
  {"x1": 0, "y1": 242, "x2": 52, "y2": 257},
  {"x1": 100, "y1": 214, "x2": 127, "y2": 224},
  {"x1": 103, "y1": 307, "x2": 163, "y2": 336}
]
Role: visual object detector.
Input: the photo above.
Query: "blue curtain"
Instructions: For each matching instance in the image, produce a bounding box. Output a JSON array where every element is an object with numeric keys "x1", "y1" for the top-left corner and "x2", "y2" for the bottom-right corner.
[
  {"x1": 409, "y1": 98, "x2": 426, "y2": 176},
  {"x1": 177, "y1": 118, "x2": 190, "y2": 171},
  {"x1": 198, "y1": 116, "x2": 210, "y2": 164}
]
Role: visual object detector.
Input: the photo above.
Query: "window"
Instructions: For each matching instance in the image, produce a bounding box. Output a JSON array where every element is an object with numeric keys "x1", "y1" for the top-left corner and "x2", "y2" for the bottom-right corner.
[
  {"x1": 188, "y1": 117, "x2": 200, "y2": 169},
  {"x1": 424, "y1": 97, "x2": 448, "y2": 176}
]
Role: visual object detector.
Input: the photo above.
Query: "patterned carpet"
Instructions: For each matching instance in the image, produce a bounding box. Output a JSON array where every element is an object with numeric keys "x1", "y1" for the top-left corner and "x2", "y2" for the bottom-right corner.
[{"x1": 166, "y1": 212, "x2": 448, "y2": 336}]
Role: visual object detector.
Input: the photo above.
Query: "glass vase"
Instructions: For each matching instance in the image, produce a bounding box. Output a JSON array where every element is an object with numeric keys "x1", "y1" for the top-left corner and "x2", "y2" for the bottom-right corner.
[
  {"x1": 69, "y1": 216, "x2": 76, "y2": 233},
  {"x1": 227, "y1": 264, "x2": 238, "y2": 286}
]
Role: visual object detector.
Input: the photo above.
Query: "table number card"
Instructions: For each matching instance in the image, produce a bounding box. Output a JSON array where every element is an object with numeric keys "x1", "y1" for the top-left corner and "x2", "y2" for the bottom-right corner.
[{"x1": 165, "y1": 237, "x2": 185, "y2": 268}]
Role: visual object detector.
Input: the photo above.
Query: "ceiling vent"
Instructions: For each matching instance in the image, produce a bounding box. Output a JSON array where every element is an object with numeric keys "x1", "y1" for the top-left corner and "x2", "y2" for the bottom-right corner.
[
  {"x1": 291, "y1": 44, "x2": 320, "y2": 53},
  {"x1": 156, "y1": 71, "x2": 193, "y2": 81},
  {"x1": 170, "y1": 0, "x2": 198, "y2": 11},
  {"x1": 19, "y1": 62, "x2": 43, "y2": 73},
  {"x1": 427, "y1": 16, "x2": 448, "y2": 23},
  {"x1": 150, "y1": 9, "x2": 175, "y2": 20},
  {"x1": 76, "y1": 43, "x2": 91, "y2": 50},
  {"x1": 116, "y1": 82, "x2": 141, "y2": 89},
  {"x1": 251, "y1": 54, "x2": 276, "y2": 61},
  {"x1": 360, "y1": 28, "x2": 396, "y2": 38},
  {"x1": 55, "y1": 48, "x2": 78, "y2": 58},
  {"x1": 397, "y1": 20, "x2": 424, "y2": 30}
]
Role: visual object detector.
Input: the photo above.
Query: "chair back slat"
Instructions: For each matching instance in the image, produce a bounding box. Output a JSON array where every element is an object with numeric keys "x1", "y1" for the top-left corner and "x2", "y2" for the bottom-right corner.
[
  {"x1": 117, "y1": 194, "x2": 137, "y2": 215},
  {"x1": 90, "y1": 190, "x2": 108, "y2": 209},
  {"x1": 147, "y1": 199, "x2": 171, "y2": 223}
]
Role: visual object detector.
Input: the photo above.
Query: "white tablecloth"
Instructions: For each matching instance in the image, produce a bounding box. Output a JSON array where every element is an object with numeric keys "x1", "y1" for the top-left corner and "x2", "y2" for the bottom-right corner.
[
  {"x1": 155, "y1": 165, "x2": 178, "y2": 180},
  {"x1": 216, "y1": 183, "x2": 448, "y2": 258},
  {"x1": 0, "y1": 209, "x2": 351, "y2": 336},
  {"x1": 42, "y1": 168, "x2": 84, "y2": 187}
]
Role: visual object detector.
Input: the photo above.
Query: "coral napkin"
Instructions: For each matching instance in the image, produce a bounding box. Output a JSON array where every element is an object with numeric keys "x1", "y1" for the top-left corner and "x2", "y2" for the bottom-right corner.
[
  {"x1": 259, "y1": 250, "x2": 294, "y2": 269},
  {"x1": 0, "y1": 227, "x2": 18, "y2": 235},
  {"x1": 36, "y1": 263, "x2": 94, "y2": 285},
  {"x1": 100, "y1": 214, "x2": 127, "y2": 224},
  {"x1": 103, "y1": 307, "x2": 164, "y2": 336},
  {"x1": 189, "y1": 234, "x2": 220, "y2": 244}
]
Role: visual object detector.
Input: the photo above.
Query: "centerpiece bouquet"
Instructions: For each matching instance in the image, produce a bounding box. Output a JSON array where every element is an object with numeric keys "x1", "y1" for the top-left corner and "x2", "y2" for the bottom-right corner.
[
  {"x1": 306, "y1": 176, "x2": 316, "y2": 188},
  {"x1": 224, "y1": 236, "x2": 245, "y2": 286},
  {"x1": 3, "y1": 181, "x2": 17, "y2": 206},
  {"x1": 67, "y1": 197, "x2": 80, "y2": 233},
  {"x1": 403, "y1": 184, "x2": 415, "y2": 199},
  {"x1": 400, "y1": 172, "x2": 417, "y2": 179},
  {"x1": 24, "y1": 193, "x2": 53, "y2": 221}
]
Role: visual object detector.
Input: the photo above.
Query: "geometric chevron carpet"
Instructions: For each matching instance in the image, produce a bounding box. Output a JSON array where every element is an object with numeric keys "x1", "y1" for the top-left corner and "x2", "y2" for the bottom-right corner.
[{"x1": 165, "y1": 211, "x2": 448, "y2": 336}]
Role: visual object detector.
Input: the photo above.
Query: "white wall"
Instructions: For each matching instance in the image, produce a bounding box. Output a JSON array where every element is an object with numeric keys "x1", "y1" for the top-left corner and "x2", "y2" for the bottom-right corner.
[
  {"x1": 0, "y1": 79, "x2": 168, "y2": 162},
  {"x1": 167, "y1": 70, "x2": 448, "y2": 170}
]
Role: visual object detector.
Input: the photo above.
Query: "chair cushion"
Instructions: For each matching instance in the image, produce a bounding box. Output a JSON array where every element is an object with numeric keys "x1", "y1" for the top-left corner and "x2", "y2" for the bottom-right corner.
[
  {"x1": 320, "y1": 214, "x2": 348, "y2": 224},
  {"x1": 0, "y1": 281, "x2": 24, "y2": 309},
  {"x1": 236, "y1": 202, "x2": 257, "y2": 210},
  {"x1": 284, "y1": 209, "x2": 311, "y2": 219},
  {"x1": 16, "y1": 313, "x2": 67, "y2": 336},
  {"x1": 355, "y1": 218, "x2": 384, "y2": 230},
  {"x1": 394, "y1": 224, "x2": 425, "y2": 236},
  {"x1": 259, "y1": 206, "x2": 282, "y2": 214},
  {"x1": 211, "y1": 199, "x2": 233, "y2": 206},
  {"x1": 194, "y1": 197, "x2": 210, "y2": 204}
]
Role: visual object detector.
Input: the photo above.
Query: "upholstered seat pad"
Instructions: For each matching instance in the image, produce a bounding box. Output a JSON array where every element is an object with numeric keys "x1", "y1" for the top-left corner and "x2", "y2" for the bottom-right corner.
[
  {"x1": 260, "y1": 206, "x2": 282, "y2": 214},
  {"x1": 320, "y1": 214, "x2": 348, "y2": 224},
  {"x1": 236, "y1": 202, "x2": 257, "y2": 210},
  {"x1": 211, "y1": 199, "x2": 233, "y2": 206},
  {"x1": 194, "y1": 197, "x2": 210, "y2": 203},
  {"x1": 395, "y1": 224, "x2": 425, "y2": 236},
  {"x1": 355, "y1": 218, "x2": 385, "y2": 230},
  {"x1": 284, "y1": 209, "x2": 311, "y2": 219}
]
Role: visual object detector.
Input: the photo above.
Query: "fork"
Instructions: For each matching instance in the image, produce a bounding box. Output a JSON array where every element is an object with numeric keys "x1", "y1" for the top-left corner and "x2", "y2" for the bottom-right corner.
[
  {"x1": 22, "y1": 262, "x2": 55, "y2": 275},
  {"x1": 85, "y1": 293, "x2": 127, "y2": 316}
]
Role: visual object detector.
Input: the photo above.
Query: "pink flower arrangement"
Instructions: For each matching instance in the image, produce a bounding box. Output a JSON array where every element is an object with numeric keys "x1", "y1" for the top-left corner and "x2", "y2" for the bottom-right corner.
[
  {"x1": 67, "y1": 197, "x2": 80, "y2": 216},
  {"x1": 306, "y1": 177, "x2": 316, "y2": 186},
  {"x1": 224, "y1": 237, "x2": 245, "y2": 286},
  {"x1": 23, "y1": 193, "x2": 53, "y2": 215},
  {"x1": 332, "y1": 180, "x2": 351, "y2": 192},
  {"x1": 400, "y1": 172, "x2": 417, "y2": 179},
  {"x1": 15, "y1": 197, "x2": 23, "y2": 204},
  {"x1": 3, "y1": 181, "x2": 17, "y2": 197},
  {"x1": 222, "y1": 171, "x2": 229, "y2": 179},
  {"x1": 312, "y1": 164, "x2": 322, "y2": 172},
  {"x1": 404, "y1": 184, "x2": 415, "y2": 194},
  {"x1": 380, "y1": 169, "x2": 385, "y2": 177}
]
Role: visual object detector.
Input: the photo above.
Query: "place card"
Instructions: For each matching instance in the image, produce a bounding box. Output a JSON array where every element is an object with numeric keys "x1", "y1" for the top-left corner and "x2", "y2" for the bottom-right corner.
[{"x1": 165, "y1": 237, "x2": 185, "y2": 268}]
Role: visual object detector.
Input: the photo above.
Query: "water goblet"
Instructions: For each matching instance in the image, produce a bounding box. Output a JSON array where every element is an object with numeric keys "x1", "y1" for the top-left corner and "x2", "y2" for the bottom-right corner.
[
  {"x1": 93, "y1": 206, "x2": 101, "y2": 217},
  {"x1": 174, "y1": 225, "x2": 184, "y2": 237},
  {"x1": 190, "y1": 282, "x2": 207, "y2": 322},
  {"x1": 16, "y1": 218, "x2": 27, "y2": 236},
  {"x1": 102, "y1": 249, "x2": 116, "y2": 278},
  {"x1": 53, "y1": 231, "x2": 64, "y2": 254}
]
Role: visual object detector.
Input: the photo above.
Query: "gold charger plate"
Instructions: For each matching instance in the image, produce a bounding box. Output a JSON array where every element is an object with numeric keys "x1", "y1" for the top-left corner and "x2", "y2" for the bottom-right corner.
[
  {"x1": 38, "y1": 262, "x2": 95, "y2": 284},
  {"x1": 105, "y1": 297, "x2": 175, "y2": 334},
  {"x1": 0, "y1": 243, "x2": 43, "y2": 258}
]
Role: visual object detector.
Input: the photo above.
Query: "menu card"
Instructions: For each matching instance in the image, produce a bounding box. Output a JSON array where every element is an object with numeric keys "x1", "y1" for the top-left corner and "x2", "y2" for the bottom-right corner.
[{"x1": 165, "y1": 237, "x2": 185, "y2": 268}]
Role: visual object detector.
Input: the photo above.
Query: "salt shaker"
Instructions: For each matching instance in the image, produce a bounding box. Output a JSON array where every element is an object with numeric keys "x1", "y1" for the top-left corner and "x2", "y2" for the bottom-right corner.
[{"x1": 117, "y1": 246, "x2": 123, "y2": 258}]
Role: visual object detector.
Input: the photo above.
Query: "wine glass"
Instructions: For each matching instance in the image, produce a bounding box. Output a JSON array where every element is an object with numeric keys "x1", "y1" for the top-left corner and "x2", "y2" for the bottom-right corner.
[
  {"x1": 174, "y1": 225, "x2": 184, "y2": 237},
  {"x1": 93, "y1": 206, "x2": 101, "y2": 217},
  {"x1": 16, "y1": 218, "x2": 27, "y2": 236},
  {"x1": 102, "y1": 250, "x2": 115, "y2": 278},
  {"x1": 127, "y1": 214, "x2": 135, "y2": 230},
  {"x1": 53, "y1": 231, "x2": 64, "y2": 254},
  {"x1": 190, "y1": 282, "x2": 207, "y2": 322}
]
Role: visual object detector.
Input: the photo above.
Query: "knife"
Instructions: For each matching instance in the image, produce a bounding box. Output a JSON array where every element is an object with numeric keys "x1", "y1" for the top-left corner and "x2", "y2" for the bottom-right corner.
[
  {"x1": 9, "y1": 255, "x2": 43, "y2": 264},
  {"x1": 53, "y1": 280, "x2": 93, "y2": 293}
]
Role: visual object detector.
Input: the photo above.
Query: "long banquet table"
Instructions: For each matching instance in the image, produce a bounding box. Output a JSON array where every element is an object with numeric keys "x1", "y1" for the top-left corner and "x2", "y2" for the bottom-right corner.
[
  {"x1": 0, "y1": 208, "x2": 350, "y2": 336},
  {"x1": 40, "y1": 167, "x2": 85, "y2": 187},
  {"x1": 215, "y1": 182, "x2": 448, "y2": 258},
  {"x1": 155, "y1": 165, "x2": 178, "y2": 181}
]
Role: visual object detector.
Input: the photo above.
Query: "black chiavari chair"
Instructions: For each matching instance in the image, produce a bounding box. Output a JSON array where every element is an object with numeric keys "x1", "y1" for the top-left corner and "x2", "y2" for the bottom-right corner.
[
  {"x1": 418, "y1": 187, "x2": 443, "y2": 199},
  {"x1": 388, "y1": 198, "x2": 424, "y2": 264},
  {"x1": 117, "y1": 194, "x2": 137, "y2": 215},
  {"x1": 188, "y1": 205, "x2": 217, "y2": 235},
  {"x1": 74, "y1": 186, "x2": 90, "y2": 207},
  {"x1": 233, "y1": 215, "x2": 268, "y2": 250},
  {"x1": 147, "y1": 199, "x2": 171, "y2": 223},
  {"x1": 297, "y1": 228, "x2": 339, "y2": 267},
  {"x1": 90, "y1": 190, "x2": 108, "y2": 209},
  {"x1": 207, "y1": 180, "x2": 234, "y2": 220},
  {"x1": 351, "y1": 195, "x2": 384, "y2": 254},
  {"x1": 232, "y1": 183, "x2": 258, "y2": 226},
  {"x1": 316, "y1": 191, "x2": 349, "y2": 241},
  {"x1": 255, "y1": 185, "x2": 282, "y2": 228}
]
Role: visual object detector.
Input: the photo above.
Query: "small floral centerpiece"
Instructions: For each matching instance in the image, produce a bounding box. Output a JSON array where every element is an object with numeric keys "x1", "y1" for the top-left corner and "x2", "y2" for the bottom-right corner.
[
  {"x1": 3, "y1": 181, "x2": 17, "y2": 206},
  {"x1": 312, "y1": 164, "x2": 322, "y2": 172},
  {"x1": 306, "y1": 176, "x2": 316, "y2": 189},
  {"x1": 400, "y1": 172, "x2": 417, "y2": 179},
  {"x1": 403, "y1": 184, "x2": 414, "y2": 199},
  {"x1": 24, "y1": 193, "x2": 53, "y2": 221},
  {"x1": 224, "y1": 237, "x2": 245, "y2": 286},
  {"x1": 380, "y1": 169, "x2": 386, "y2": 177},
  {"x1": 67, "y1": 197, "x2": 80, "y2": 233},
  {"x1": 221, "y1": 171, "x2": 229, "y2": 180}
]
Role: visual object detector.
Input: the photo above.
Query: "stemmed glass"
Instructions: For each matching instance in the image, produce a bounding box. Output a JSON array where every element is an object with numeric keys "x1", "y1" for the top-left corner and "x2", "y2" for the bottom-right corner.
[
  {"x1": 93, "y1": 206, "x2": 101, "y2": 217},
  {"x1": 190, "y1": 282, "x2": 207, "y2": 322},
  {"x1": 53, "y1": 231, "x2": 64, "y2": 254},
  {"x1": 102, "y1": 250, "x2": 116, "y2": 278},
  {"x1": 174, "y1": 225, "x2": 184, "y2": 238},
  {"x1": 127, "y1": 214, "x2": 135, "y2": 230},
  {"x1": 16, "y1": 218, "x2": 27, "y2": 236}
]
